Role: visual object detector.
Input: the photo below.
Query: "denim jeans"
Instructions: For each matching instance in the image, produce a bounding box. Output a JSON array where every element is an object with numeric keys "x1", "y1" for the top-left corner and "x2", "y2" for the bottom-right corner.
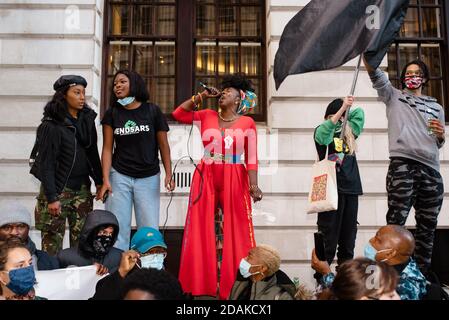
[{"x1": 106, "y1": 167, "x2": 161, "y2": 251}]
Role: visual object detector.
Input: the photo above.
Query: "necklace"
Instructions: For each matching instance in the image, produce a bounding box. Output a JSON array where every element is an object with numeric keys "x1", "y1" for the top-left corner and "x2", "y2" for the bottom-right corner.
[{"x1": 218, "y1": 112, "x2": 238, "y2": 122}]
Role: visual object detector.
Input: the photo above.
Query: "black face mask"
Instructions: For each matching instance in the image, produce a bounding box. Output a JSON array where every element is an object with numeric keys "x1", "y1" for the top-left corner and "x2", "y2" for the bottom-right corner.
[{"x1": 92, "y1": 235, "x2": 113, "y2": 256}]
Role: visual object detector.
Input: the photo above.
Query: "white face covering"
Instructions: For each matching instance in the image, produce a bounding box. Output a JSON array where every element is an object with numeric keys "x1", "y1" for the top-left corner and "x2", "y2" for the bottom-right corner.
[{"x1": 140, "y1": 253, "x2": 165, "y2": 270}]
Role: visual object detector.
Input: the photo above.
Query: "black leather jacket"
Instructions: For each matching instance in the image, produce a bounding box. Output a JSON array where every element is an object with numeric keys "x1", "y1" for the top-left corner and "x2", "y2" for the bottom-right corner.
[{"x1": 37, "y1": 107, "x2": 102, "y2": 202}]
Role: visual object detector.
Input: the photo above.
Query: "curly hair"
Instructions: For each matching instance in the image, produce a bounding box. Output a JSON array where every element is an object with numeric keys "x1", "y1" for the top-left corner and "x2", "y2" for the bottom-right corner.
[
  {"x1": 43, "y1": 86, "x2": 71, "y2": 123},
  {"x1": 122, "y1": 268, "x2": 185, "y2": 300},
  {"x1": 221, "y1": 73, "x2": 255, "y2": 93}
]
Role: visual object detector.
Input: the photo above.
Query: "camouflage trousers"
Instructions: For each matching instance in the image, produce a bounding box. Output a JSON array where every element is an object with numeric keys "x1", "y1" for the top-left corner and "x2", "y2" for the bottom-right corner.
[
  {"x1": 35, "y1": 184, "x2": 93, "y2": 256},
  {"x1": 386, "y1": 158, "x2": 444, "y2": 275}
]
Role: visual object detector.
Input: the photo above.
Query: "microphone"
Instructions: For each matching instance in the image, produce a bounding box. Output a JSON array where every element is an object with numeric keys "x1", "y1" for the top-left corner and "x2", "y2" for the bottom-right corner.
[{"x1": 198, "y1": 81, "x2": 214, "y2": 94}]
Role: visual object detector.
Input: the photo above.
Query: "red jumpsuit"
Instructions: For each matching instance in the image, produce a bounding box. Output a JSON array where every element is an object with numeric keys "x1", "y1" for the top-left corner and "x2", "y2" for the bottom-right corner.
[{"x1": 172, "y1": 107, "x2": 258, "y2": 299}]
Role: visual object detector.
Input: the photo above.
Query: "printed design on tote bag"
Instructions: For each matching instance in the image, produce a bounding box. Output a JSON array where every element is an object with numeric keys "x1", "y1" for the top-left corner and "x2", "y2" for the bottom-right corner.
[{"x1": 311, "y1": 174, "x2": 328, "y2": 202}]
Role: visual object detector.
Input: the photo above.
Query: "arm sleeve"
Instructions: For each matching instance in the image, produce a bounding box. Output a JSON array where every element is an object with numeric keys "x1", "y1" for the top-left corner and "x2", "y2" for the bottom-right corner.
[
  {"x1": 320, "y1": 272, "x2": 335, "y2": 289},
  {"x1": 245, "y1": 119, "x2": 258, "y2": 171},
  {"x1": 397, "y1": 277, "x2": 427, "y2": 300},
  {"x1": 369, "y1": 68, "x2": 396, "y2": 103},
  {"x1": 172, "y1": 107, "x2": 202, "y2": 124},
  {"x1": 314, "y1": 120, "x2": 337, "y2": 146},
  {"x1": 437, "y1": 106, "x2": 445, "y2": 149},
  {"x1": 348, "y1": 107, "x2": 365, "y2": 137},
  {"x1": 101, "y1": 107, "x2": 113, "y2": 127},
  {"x1": 39, "y1": 123, "x2": 61, "y2": 203}
]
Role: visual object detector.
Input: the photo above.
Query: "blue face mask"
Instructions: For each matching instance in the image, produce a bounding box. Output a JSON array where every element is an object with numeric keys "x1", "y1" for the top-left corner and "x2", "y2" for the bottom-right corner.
[
  {"x1": 140, "y1": 253, "x2": 165, "y2": 270},
  {"x1": 239, "y1": 258, "x2": 253, "y2": 278},
  {"x1": 4, "y1": 265, "x2": 36, "y2": 296},
  {"x1": 117, "y1": 96, "x2": 136, "y2": 106},
  {"x1": 364, "y1": 242, "x2": 392, "y2": 262}
]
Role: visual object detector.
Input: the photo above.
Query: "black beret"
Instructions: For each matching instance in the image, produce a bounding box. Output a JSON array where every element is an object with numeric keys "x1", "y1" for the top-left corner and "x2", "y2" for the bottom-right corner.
[{"x1": 53, "y1": 75, "x2": 87, "y2": 91}]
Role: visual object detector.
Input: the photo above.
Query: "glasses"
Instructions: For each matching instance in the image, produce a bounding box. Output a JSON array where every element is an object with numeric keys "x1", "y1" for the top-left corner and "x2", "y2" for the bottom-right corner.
[{"x1": 0, "y1": 223, "x2": 28, "y2": 232}]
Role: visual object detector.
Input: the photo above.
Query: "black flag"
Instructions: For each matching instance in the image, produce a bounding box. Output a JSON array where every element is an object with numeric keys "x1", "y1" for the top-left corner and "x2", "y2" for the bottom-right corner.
[{"x1": 274, "y1": 0, "x2": 409, "y2": 89}]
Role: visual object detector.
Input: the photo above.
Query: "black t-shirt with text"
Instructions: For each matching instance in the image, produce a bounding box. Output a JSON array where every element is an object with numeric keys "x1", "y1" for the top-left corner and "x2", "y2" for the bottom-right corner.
[{"x1": 101, "y1": 103, "x2": 169, "y2": 178}]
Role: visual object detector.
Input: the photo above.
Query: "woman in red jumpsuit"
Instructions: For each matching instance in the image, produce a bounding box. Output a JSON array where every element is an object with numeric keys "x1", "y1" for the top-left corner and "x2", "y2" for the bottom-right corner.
[{"x1": 172, "y1": 74, "x2": 263, "y2": 299}]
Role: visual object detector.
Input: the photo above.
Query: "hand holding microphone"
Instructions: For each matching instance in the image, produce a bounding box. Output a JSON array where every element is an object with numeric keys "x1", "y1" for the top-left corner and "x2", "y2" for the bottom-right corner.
[{"x1": 198, "y1": 82, "x2": 221, "y2": 98}]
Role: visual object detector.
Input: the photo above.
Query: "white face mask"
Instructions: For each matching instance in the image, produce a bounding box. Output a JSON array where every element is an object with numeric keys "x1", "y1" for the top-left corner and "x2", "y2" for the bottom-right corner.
[
  {"x1": 140, "y1": 253, "x2": 165, "y2": 270},
  {"x1": 239, "y1": 258, "x2": 262, "y2": 278}
]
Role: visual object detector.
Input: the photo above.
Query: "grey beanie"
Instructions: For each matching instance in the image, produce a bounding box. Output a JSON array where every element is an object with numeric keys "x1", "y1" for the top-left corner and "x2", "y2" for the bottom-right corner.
[{"x1": 0, "y1": 201, "x2": 32, "y2": 227}]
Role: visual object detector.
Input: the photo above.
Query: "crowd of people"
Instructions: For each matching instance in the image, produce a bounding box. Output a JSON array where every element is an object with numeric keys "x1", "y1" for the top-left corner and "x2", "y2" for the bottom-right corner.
[{"x1": 0, "y1": 55, "x2": 447, "y2": 300}]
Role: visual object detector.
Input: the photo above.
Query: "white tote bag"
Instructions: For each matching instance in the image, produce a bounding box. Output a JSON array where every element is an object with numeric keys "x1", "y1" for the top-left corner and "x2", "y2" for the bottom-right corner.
[{"x1": 306, "y1": 149, "x2": 338, "y2": 214}]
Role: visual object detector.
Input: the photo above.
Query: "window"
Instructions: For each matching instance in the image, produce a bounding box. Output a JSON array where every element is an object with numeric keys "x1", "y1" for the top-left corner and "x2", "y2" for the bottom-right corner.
[
  {"x1": 194, "y1": 0, "x2": 265, "y2": 120},
  {"x1": 104, "y1": 0, "x2": 176, "y2": 113},
  {"x1": 387, "y1": 0, "x2": 449, "y2": 119},
  {"x1": 103, "y1": 0, "x2": 266, "y2": 121}
]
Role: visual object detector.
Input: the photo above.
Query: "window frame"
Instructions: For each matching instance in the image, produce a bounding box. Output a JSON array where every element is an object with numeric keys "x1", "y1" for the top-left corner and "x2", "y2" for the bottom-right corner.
[
  {"x1": 387, "y1": 0, "x2": 449, "y2": 121},
  {"x1": 101, "y1": 0, "x2": 267, "y2": 122}
]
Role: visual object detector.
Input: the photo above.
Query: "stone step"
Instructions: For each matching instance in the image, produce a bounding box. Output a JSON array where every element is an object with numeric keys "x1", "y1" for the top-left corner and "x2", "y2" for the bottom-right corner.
[
  {"x1": 3, "y1": 161, "x2": 449, "y2": 195},
  {"x1": 3, "y1": 193, "x2": 448, "y2": 228}
]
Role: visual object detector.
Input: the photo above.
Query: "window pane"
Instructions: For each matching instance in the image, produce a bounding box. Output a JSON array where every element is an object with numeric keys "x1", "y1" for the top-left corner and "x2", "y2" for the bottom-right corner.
[
  {"x1": 241, "y1": 6, "x2": 261, "y2": 36},
  {"x1": 108, "y1": 42, "x2": 130, "y2": 75},
  {"x1": 420, "y1": 0, "x2": 439, "y2": 4},
  {"x1": 399, "y1": 7, "x2": 419, "y2": 37},
  {"x1": 105, "y1": 76, "x2": 115, "y2": 109},
  {"x1": 218, "y1": 6, "x2": 237, "y2": 36},
  {"x1": 110, "y1": 5, "x2": 130, "y2": 35},
  {"x1": 422, "y1": 8, "x2": 442, "y2": 38},
  {"x1": 150, "y1": 78, "x2": 175, "y2": 113},
  {"x1": 421, "y1": 44, "x2": 442, "y2": 77},
  {"x1": 218, "y1": 42, "x2": 238, "y2": 75},
  {"x1": 398, "y1": 43, "x2": 418, "y2": 71},
  {"x1": 196, "y1": 4, "x2": 215, "y2": 36},
  {"x1": 195, "y1": 77, "x2": 218, "y2": 110},
  {"x1": 196, "y1": 42, "x2": 217, "y2": 75},
  {"x1": 387, "y1": 44, "x2": 398, "y2": 79},
  {"x1": 156, "y1": 6, "x2": 176, "y2": 35},
  {"x1": 134, "y1": 5, "x2": 153, "y2": 36},
  {"x1": 241, "y1": 44, "x2": 260, "y2": 76},
  {"x1": 135, "y1": 5, "x2": 175, "y2": 36},
  {"x1": 134, "y1": 43, "x2": 154, "y2": 76},
  {"x1": 155, "y1": 43, "x2": 176, "y2": 75}
]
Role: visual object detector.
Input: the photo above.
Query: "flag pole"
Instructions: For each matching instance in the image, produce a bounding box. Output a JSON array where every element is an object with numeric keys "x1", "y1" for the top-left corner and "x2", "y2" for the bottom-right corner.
[{"x1": 340, "y1": 55, "x2": 362, "y2": 139}]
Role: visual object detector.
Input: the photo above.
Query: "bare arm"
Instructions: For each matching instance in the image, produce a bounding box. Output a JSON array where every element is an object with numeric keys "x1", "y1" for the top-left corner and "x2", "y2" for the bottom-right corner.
[
  {"x1": 330, "y1": 96, "x2": 353, "y2": 124},
  {"x1": 178, "y1": 89, "x2": 221, "y2": 112},
  {"x1": 157, "y1": 131, "x2": 175, "y2": 191}
]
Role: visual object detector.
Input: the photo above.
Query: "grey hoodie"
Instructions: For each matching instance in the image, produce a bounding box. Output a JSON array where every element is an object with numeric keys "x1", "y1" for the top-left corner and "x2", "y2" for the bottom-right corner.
[{"x1": 369, "y1": 68, "x2": 445, "y2": 171}]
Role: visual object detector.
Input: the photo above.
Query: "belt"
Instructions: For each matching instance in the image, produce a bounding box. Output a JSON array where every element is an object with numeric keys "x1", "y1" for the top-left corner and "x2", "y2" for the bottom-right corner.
[{"x1": 204, "y1": 151, "x2": 243, "y2": 164}]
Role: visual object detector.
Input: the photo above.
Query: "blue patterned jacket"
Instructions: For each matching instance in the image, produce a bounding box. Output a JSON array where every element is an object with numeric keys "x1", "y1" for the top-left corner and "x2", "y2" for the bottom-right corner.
[{"x1": 321, "y1": 258, "x2": 427, "y2": 300}]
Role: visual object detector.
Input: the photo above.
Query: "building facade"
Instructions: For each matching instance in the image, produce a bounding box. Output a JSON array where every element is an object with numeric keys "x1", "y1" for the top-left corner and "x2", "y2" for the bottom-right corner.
[{"x1": 0, "y1": 0, "x2": 448, "y2": 288}]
